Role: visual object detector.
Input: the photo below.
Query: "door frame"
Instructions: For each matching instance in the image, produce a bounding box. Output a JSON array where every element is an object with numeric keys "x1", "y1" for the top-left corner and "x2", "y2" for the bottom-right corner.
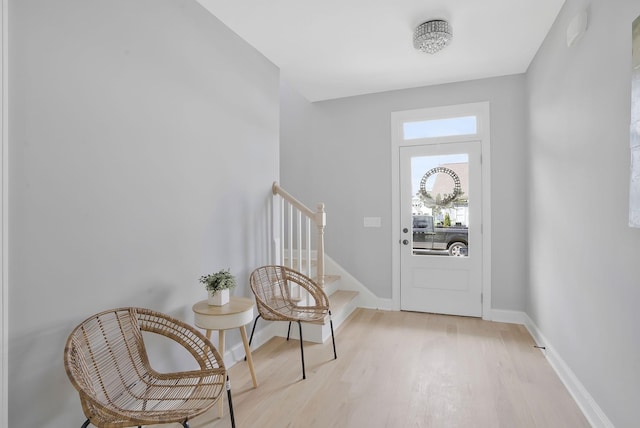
[
  {"x1": 391, "y1": 102, "x2": 492, "y2": 319},
  {"x1": 1, "y1": 1, "x2": 7, "y2": 426}
]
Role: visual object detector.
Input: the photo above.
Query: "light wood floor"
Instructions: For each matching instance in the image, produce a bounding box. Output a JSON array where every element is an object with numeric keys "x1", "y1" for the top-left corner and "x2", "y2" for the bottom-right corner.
[{"x1": 188, "y1": 308, "x2": 590, "y2": 428}]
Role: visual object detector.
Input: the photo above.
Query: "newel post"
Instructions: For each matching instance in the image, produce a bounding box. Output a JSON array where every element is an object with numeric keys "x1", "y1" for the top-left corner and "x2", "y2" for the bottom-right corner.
[{"x1": 315, "y1": 203, "x2": 326, "y2": 285}]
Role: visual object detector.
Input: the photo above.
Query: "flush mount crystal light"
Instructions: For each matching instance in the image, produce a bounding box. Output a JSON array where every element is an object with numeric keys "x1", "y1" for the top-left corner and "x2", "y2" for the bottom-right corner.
[{"x1": 413, "y1": 20, "x2": 452, "y2": 54}]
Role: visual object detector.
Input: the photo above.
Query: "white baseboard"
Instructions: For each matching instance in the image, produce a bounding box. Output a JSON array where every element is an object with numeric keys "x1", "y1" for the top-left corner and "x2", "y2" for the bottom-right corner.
[
  {"x1": 489, "y1": 309, "x2": 527, "y2": 324},
  {"x1": 368, "y1": 297, "x2": 394, "y2": 311},
  {"x1": 471, "y1": 308, "x2": 614, "y2": 427},
  {"x1": 523, "y1": 314, "x2": 614, "y2": 428}
]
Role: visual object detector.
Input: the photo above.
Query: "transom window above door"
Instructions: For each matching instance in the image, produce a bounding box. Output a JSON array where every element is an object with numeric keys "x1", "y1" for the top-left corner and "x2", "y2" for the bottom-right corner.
[{"x1": 402, "y1": 115, "x2": 477, "y2": 140}]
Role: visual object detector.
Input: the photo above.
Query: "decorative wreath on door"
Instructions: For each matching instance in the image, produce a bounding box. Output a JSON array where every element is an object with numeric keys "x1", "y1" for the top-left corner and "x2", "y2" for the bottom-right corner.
[{"x1": 419, "y1": 167, "x2": 462, "y2": 206}]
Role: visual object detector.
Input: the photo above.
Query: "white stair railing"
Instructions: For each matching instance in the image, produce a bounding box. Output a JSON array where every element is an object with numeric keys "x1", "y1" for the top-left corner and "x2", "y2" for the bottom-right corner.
[{"x1": 272, "y1": 182, "x2": 325, "y2": 287}]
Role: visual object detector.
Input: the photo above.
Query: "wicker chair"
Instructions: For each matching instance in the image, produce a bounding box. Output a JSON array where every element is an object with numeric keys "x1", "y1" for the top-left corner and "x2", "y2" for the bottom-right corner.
[
  {"x1": 248, "y1": 265, "x2": 337, "y2": 380},
  {"x1": 64, "y1": 307, "x2": 236, "y2": 428}
]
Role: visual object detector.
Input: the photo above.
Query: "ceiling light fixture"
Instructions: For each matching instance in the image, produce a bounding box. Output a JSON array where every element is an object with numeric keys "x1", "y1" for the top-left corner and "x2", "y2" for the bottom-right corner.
[{"x1": 413, "y1": 20, "x2": 452, "y2": 54}]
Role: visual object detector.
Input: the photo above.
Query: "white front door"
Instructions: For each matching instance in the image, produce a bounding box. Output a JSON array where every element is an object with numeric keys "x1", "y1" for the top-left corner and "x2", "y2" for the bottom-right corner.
[{"x1": 399, "y1": 141, "x2": 482, "y2": 316}]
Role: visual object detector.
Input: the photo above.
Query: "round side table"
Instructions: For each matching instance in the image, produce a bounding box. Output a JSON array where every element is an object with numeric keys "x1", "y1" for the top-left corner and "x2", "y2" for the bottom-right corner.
[{"x1": 192, "y1": 297, "x2": 258, "y2": 415}]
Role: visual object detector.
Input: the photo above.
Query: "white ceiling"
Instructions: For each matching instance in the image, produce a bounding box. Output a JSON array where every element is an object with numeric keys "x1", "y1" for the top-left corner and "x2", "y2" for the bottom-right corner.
[{"x1": 196, "y1": 0, "x2": 565, "y2": 102}]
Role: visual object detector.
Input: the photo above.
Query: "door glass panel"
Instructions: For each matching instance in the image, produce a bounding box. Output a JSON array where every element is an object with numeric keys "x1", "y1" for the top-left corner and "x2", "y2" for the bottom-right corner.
[{"x1": 411, "y1": 153, "x2": 469, "y2": 257}]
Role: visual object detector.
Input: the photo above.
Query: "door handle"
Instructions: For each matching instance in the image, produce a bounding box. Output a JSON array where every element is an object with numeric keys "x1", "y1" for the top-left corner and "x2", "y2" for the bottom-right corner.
[
  {"x1": 402, "y1": 228, "x2": 409, "y2": 233},
  {"x1": 402, "y1": 239, "x2": 409, "y2": 245}
]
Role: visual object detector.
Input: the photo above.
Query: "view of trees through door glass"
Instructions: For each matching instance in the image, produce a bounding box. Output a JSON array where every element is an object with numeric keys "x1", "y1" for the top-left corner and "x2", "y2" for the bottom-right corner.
[{"x1": 411, "y1": 153, "x2": 469, "y2": 257}]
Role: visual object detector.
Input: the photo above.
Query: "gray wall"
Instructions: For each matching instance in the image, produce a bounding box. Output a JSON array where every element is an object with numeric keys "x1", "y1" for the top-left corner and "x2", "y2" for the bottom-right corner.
[
  {"x1": 9, "y1": 0, "x2": 279, "y2": 426},
  {"x1": 526, "y1": 0, "x2": 640, "y2": 426},
  {"x1": 281, "y1": 75, "x2": 528, "y2": 310}
]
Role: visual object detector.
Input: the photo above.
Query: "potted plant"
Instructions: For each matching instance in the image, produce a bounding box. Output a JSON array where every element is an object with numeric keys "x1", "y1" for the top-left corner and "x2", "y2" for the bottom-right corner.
[{"x1": 199, "y1": 269, "x2": 236, "y2": 306}]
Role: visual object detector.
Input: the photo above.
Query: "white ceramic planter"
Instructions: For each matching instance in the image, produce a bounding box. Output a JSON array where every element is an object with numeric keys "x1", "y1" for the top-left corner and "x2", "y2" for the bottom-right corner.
[{"x1": 207, "y1": 288, "x2": 230, "y2": 306}]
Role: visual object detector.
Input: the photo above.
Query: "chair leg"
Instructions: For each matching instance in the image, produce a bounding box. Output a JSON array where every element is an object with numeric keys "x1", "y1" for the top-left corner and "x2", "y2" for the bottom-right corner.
[
  {"x1": 286, "y1": 321, "x2": 292, "y2": 341},
  {"x1": 329, "y1": 310, "x2": 337, "y2": 360},
  {"x1": 226, "y1": 375, "x2": 237, "y2": 428},
  {"x1": 298, "y1": 320, "x2": 306, "y2": 379},
  {"x1": 248, "y1": 314, "x2": 261, "y2": 347},
  {"x1": 81, "y1": 420, "x2": 90, "y2": 428},
  {"x1": 245, "y1": 314, "x2": 261, "y2": 361}
]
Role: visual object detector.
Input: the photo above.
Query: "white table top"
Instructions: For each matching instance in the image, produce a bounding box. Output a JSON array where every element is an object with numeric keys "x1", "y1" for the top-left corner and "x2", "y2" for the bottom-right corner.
[{"x1": 192, "y1": 296, "x2": 255, "y2": 330}]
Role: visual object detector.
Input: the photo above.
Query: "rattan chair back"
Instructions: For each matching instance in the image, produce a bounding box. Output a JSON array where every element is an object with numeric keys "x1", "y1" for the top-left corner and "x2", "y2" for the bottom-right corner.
[
  {"x1": 249, "y1": 265, "x2": 330, "y2": 322},
  {"x1": 64, "y1": 307, "x2": 230, "y2": 428},
  {"x1": 248, "y1": 265, "x2": 337, "y2": 380}
]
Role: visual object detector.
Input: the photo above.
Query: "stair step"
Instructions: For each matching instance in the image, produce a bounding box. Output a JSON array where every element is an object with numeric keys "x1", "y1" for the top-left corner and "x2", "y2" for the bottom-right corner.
[
  {"x1": 319, "y1": 274, "x2": 340, "y2": 286},
  {"x1": 329, "y1": 289, "x2": 358, "y2": 313},
  {"x1": 275, "y1": 287, "x2": 359, "y2": 343},
  {"x1": 289, "y1": 274, "x2": 342, "y2": 304},
  {"x1": 310, "y1": 290, "x2": 359, "y2": 325},
  {"x1": 267, "y1": 262, "x2": 360, "y2": 343}
]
